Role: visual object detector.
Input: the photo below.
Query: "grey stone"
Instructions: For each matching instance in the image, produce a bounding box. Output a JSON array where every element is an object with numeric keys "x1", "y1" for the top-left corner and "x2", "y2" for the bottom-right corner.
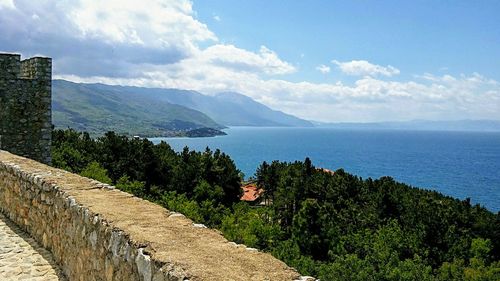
[
  {"x1": 135, "y1": 248, "x2": 152, "y2": 281},
  {"x1": 0, "y1": 54, "x2": 52, "y2": 165}
]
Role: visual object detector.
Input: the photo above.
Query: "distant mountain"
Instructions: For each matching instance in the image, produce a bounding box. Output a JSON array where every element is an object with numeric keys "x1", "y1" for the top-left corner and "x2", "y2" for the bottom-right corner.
[
  {"x1": 74, "y1": 83, "x2": 313, "y2": 127},
  {"x1": 314, "y1": 120, "x2": 500, "y2": 132},
  {"x1": 52, "y1": 80, "x2": 223, "y2": 137},
  {"x1": 211, "y1": 92, "x2": 314, "y2": 127}
]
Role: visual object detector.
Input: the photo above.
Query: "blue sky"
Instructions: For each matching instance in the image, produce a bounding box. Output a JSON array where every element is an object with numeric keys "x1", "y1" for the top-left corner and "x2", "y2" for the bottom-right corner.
[
  {"x1": 1, "y1": 0, "x2": 499, "y2": 122},
  {"x1": 195, "y1": 1, "x2": 500, "y2": 82}
]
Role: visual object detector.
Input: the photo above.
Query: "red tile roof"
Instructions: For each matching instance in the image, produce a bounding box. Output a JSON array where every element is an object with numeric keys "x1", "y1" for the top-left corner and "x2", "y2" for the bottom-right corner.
[{"x1": 240, "y1": 183, "x2": 264, "y2": 201}]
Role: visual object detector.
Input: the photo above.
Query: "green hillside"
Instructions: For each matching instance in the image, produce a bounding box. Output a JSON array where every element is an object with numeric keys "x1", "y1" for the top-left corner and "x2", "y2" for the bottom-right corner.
[
  {"x1": 56, "y1": 81, "x2": 313, "y2": 128},
  {"x1": 52, "y1": 80, "x2": 223, "y2": 137}
]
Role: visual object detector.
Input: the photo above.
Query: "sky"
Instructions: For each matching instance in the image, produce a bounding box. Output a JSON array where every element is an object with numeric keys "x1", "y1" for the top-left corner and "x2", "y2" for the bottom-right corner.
[{"x1": 1, "y1": 0, "x2": 499, "y2": 122}]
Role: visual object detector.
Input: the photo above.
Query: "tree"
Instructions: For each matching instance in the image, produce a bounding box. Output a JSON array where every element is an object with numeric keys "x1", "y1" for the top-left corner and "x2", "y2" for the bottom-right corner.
[{"x1": 80, "y1": 161, "x2": 112, "y2": 184}]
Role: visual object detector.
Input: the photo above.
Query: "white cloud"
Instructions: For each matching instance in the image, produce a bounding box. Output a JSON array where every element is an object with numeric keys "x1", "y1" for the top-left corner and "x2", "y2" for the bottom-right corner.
[
  {"x1": 0, "y1": 0, "x2": 15, "y2": 9},
  {"x1": 213, "y1": 15, "x2": 221, "y2": 21},
  {"x1": 199, "y1": 44, "x2": 295, "y2": 75},
  {"x1": 316, "y1": 64, "x2": 331, "y2": 74},
  {"x1": 0, "y1": 0, "x2": 294, "y2": 78},
  {"x1": 71, "y1": 0, "x2": 216, "y2": 46},
  {"x1": 0, "y1": 0, "x2": 216, "y2": 76},
  {"x1": 332, "y1": 59, "x2": 400, "y2": 77}
]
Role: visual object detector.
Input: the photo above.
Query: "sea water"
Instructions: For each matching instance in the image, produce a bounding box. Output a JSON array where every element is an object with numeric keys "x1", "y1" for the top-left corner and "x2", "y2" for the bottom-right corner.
[{"x1": 150, "y1": 127, "x2": 500, "y2": 212}]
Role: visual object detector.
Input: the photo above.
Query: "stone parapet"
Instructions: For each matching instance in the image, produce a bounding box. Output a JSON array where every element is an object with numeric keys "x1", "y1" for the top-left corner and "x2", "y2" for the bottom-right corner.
[{"x1": 0, "y1": 151, "x2": 310, "y2": 281}]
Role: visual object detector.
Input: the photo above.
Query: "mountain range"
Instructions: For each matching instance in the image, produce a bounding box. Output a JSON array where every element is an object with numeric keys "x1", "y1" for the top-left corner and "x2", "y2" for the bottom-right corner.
[
  {"x1": 52, "y1": 80, "x2": 312, "y2": 136},
  {"x1": 74, "y1": 83, "x2": 313, "y2": 127}
]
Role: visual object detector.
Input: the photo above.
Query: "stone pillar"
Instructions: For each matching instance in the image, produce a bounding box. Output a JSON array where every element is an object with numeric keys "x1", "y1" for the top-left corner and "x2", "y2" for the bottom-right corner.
[{"x1": 0, "y1": 53, "x2": 52, "y2": 164}]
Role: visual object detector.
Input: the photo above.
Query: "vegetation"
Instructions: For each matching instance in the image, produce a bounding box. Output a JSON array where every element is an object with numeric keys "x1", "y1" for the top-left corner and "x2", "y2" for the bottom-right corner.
[
  {"x1": 52, "y1": 80, "x2": 223, "y2": 137},
  {"x1": 52, "y1": 79, "x2": 312, "y2": 137},
  {"x1": 52, "y1": 129, "x2": 500, "y2": 280},
  {"x1": 185, "y1": 127, "x2": 227, "y2": 137}
]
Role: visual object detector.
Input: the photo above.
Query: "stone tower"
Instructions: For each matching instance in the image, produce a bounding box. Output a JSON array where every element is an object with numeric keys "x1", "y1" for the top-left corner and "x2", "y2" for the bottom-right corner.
[{"x1": 0, "y1": 53, "x2": 52, "y2": 164}]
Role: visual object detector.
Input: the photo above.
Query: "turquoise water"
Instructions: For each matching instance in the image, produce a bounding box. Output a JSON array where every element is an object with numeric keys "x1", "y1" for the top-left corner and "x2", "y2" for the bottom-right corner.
[{"x1": 150, "y1": 127, "x2": 500, "y2": 212}]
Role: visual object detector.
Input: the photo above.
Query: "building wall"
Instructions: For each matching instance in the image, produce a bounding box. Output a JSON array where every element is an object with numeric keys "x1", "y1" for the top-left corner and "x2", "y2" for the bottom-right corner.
[{"x1": 0, "y1": 53, "x2": 52, "y2": 164}]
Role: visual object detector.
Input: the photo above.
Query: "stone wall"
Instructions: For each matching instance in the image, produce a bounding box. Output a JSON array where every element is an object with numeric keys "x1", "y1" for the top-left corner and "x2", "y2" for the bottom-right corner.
[
  {"x1": 0, "y1": 151, "x2": 312, "y2": 281},
  {"x1": 0, "y1": 53, "x2": 52, "y2": 165}
]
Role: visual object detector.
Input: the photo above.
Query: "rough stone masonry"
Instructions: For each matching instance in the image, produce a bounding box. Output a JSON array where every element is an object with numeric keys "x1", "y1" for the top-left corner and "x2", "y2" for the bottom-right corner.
[
  {"x1": 0, "y1": 53, "x2": 52, "y2": 165},
  {"x1": 0, "y1": 151, "x2": 314, "y2": 281}
]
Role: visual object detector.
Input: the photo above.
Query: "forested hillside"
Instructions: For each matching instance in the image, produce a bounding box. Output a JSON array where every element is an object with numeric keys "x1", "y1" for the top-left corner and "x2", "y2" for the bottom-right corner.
[
  {"x1": 52, "y1": 80, "x2": 223, "y2": 137},
  {"x1": 53, "y1": 80, "x2": 313, "y2": 128},
  {"x1": 52, "y1": 129, "x2": 500, "y2": 280}
]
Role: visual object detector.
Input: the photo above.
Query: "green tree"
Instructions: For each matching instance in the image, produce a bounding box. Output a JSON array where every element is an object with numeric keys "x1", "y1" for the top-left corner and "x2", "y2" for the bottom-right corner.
[{"x1": 80, "y1": 161, "x2": 112, "y2": 184}]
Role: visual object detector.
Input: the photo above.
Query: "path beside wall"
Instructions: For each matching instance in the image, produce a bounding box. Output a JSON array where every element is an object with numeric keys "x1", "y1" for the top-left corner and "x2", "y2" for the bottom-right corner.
[{"x1": 0, "y1": 212, "x2": 66, "y2": 281}]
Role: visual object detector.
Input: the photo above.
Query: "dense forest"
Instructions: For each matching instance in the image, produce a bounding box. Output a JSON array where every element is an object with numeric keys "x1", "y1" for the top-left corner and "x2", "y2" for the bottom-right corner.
[{"x1": 52, "y1": 129, "x2": 500, "y2": 280}]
